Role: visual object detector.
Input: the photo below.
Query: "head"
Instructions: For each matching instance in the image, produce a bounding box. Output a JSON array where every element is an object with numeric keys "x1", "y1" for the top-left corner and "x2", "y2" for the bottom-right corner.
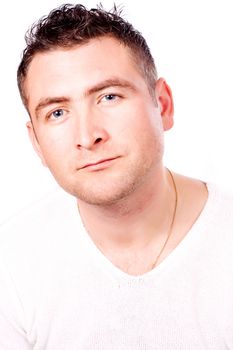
[
  {"x1": 17, "y1": 4, "x2": 174, "y2": 206},
  {"x1": 17, "y1": 3, "x2": 157, "y2": 109}
]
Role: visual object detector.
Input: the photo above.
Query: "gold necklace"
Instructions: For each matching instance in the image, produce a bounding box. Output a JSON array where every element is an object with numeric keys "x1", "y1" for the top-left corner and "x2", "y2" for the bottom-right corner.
[
  {"x1": 151, "y1": 168, "x2": 178, "y2": 269},
  {"x1": 78, "y1": 168, "x2": 178, "y2": 273}
]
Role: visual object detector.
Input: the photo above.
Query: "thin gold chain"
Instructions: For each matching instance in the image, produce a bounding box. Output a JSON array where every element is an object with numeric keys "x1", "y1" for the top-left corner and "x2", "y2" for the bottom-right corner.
[{"x1": 151, "y1": 168, "x2": 178, "y2": 269}]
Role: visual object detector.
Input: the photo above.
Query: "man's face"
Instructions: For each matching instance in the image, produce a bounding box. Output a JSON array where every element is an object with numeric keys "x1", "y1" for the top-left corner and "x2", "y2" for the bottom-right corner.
[{"x1": 25, "y1": 37, "x2": 173, "y2": 205}]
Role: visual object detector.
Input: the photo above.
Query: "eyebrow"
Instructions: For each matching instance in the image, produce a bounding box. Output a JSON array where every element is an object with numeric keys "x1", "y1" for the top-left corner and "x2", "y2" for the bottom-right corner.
[
  {"x1": 35, "y1": 97, "x2": 71, "y2": 116},
  {"x1": 34, "y1": 78, "x2": 137, "y2": 117},
  {"x1": 84, "y1": 78, "x2": 137, "y2": 97}
]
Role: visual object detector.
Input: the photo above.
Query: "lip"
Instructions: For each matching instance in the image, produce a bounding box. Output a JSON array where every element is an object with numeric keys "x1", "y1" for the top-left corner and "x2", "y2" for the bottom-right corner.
[{"x1": 80, "y1": 157, "x2": 119, "y2": 171}]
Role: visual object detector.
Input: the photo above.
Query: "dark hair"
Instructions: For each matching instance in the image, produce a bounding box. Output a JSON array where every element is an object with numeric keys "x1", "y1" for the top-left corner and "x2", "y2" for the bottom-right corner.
[{"x1": 17, "y1": 3, "x2": 157, "y2": 107}]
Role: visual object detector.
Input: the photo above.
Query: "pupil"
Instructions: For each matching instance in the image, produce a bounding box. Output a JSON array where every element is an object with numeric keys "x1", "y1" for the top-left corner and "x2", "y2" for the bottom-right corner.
[{"x1": 54, "y1": 109, "x2": 63, "y2": 117}]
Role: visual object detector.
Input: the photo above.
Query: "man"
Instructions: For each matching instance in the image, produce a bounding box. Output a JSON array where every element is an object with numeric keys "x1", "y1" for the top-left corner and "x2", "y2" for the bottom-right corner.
[{"x1": 0, "y1": 3, "x2": 232, "y2": 349}]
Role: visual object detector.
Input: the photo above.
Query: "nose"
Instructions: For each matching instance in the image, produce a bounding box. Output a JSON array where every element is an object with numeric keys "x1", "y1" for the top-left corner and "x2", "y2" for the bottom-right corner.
[{"x1": 74, "y1": 107, "x2": 109, "y2": 150}]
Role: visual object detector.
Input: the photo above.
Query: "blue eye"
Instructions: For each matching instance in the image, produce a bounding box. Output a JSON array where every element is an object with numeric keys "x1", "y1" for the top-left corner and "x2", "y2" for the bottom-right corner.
[
  {"x1": 52, "y1": 109, "x2": 64, "y2": 119},
  {"x1": 103, "y1": 94, "x2": 118, "y2": 101}
]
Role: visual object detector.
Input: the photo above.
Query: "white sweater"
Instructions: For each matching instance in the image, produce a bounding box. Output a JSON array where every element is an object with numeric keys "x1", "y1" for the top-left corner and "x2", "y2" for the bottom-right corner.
[{"x1": 0, "y1": 184, "x2": 232, "y2": 350}]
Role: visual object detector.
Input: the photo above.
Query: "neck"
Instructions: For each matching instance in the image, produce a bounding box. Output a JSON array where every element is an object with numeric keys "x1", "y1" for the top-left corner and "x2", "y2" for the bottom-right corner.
[{"x1": 77, "y1": 167, "x2": 176, "y2": 251}]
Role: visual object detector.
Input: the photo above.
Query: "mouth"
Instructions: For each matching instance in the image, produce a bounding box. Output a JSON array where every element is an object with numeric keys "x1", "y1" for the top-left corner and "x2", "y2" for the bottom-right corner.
[{"x1": 80, "y1": 157, "x2": 120, "y2": 171}]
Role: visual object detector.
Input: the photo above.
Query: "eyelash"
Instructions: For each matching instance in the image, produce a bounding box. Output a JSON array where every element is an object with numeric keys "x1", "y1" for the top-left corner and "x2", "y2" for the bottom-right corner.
[
  {"x1": 99, "y1": 93, "x2": 121, "y2": 104},
  {"x1": 46, "y1": 108, "x2": 67, "y2": 121},
  {"x1": 44, "y1": 93, "x2": 122, "y2": 120}
]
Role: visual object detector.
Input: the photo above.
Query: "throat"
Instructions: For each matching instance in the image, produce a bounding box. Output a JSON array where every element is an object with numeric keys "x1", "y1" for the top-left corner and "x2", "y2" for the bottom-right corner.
[
  {"x1": 78, "y1": 169, "x2": 179, "y2": 275},
  {"x1": 78, "y1": 171, "x2": 209, "y2": 277},
  {"x1": 95, "y1": 232, "x2": 176, "y2": 276}
]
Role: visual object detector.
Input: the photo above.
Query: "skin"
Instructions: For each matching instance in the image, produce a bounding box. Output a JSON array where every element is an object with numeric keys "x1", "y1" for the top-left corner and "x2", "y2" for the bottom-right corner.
[{"x1": 25, "y1": 36, "x2": 208, "y2": 275}]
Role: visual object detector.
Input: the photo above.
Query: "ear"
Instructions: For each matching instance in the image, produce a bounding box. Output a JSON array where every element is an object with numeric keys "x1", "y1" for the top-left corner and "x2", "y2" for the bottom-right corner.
[
  {"x1": 155, "y1": 78, "x2": 174, "y2": 131},
  {"x1": 26, "y1": 121, "x2": 48, "y2": 167}
]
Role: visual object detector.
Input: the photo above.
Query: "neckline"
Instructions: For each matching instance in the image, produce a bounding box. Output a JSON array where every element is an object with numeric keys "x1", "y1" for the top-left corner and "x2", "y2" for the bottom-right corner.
[{"x1": 75, "y1": 182, "x2": 216, "y2": 282}]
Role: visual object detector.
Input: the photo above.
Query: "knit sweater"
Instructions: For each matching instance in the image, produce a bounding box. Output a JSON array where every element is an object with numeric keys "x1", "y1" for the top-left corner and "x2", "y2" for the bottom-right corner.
[{"x1": 0, "y1": 184, "x2": 232, "y2": 349}]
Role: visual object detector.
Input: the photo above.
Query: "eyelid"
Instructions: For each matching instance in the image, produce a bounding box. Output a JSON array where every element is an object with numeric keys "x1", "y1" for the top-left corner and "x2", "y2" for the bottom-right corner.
[
  {"x1": 46, "y1": 107, "x2": 68, "y2": 121},
  {"x1": 103, "y1": 94, "x2": 118, "y2": 99},
  {"x1": 98, "y1": 92, "x2": 122, "y2": 103}
]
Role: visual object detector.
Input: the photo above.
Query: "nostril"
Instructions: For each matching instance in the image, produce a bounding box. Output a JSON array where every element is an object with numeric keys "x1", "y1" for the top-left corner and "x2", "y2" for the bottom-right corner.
[{"x1": 95, "y1": 138, "x2": 102, "y2": 144}]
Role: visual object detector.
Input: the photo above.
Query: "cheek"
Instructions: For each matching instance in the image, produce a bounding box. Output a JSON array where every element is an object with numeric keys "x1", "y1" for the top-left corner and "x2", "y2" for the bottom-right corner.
[
  {"x1": 115, "y1": 119, "x2": 163, "y2": 164},
  {"x1": 37, "y1": 130, "x2": 72, "y2": 166},
  {"x1": 124, "y1": 104, "x2": 163, "y2": 142},
  {"x1": 131, "y1": 109, "x2": 164, "y2": 158},
  {"x1": 108, "y1": 103, "x2": 147, "y2": 136}
]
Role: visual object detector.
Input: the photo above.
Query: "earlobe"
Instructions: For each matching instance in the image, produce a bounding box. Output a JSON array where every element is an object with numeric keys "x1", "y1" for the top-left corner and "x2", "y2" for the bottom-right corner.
[
  {"x1": 155, "y1": 78, "x2": 174, "y2": 131},
  {"x1": 26, "y1": 121, "x2": 47, "y2": 167}
]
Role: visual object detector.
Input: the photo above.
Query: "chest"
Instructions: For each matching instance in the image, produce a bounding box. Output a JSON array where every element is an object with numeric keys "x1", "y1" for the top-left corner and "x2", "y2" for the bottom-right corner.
[{"x1": 28, "y1": 268, "x2": 232, "y2": 350}]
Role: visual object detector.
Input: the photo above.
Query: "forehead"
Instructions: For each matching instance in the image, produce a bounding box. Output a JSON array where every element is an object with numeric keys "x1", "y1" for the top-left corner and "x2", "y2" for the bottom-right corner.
[{"x1": 25, "y1": 37, "x2": 148, "y2": 111}]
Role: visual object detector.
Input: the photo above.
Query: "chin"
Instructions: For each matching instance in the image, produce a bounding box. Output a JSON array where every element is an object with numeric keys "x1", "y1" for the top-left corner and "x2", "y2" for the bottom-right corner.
[
  {"x1": 73, "y1": 186, "x2": 135, "y2": 206},
  {"x1": 56, "y1": 157, "x2": 157, "y2": 206},
  {"x1": 64, "y1": 176, "x2": 141, "y2": 206}
]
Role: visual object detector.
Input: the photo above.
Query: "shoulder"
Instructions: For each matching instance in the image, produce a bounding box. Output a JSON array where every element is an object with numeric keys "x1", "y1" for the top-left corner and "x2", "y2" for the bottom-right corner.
[
  {"x1": 0, "y1": 188, "x2": 80, "y2": 251},
  {"x1": 195, "y1": 182, "x2": 233, "y2": 266},
  {"x1": 175, "y1": 173, "x2": 233, "y2": 252},
  {"x1": 0, "y1": 188, "x2": 87, "y2": 289},
  {"x1": 175, "y1": 172, "x2": 233, "y2": 227},
  {"x1": 205, "y1": 182, "x2": 233, "y2": 224}
]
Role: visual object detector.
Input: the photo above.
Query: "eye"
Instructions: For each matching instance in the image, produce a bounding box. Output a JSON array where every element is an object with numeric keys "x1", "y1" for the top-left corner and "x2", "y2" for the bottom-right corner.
[
  {"x1": 104, "y1": 94, "x2": 117, "y2": 101},
  {"x1": 46, "y1": 108, "x2": 67, "y2": 121},
  {"x1": 100, "y1": 94, "x2": 119, "y2": 103},
  {"x1": 51, "y1": 109, "x2": 65, "y2": 119}
]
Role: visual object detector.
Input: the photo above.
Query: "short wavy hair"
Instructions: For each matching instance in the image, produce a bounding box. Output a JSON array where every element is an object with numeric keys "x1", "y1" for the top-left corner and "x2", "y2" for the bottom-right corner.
[{"x1": 17, "y1": 3, "x2": 157, "y2": 108}]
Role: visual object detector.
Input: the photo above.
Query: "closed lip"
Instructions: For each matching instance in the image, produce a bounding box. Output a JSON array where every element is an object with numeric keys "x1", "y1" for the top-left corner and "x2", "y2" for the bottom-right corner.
[{"x1": 79, "y1": 157, "x2": 119, "y2": 170}]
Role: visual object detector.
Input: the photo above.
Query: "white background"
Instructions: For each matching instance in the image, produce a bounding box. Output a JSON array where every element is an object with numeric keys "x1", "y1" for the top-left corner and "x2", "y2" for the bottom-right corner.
[{"x1": 0, "y1": 0, "x2": 232, "y2": 222}]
